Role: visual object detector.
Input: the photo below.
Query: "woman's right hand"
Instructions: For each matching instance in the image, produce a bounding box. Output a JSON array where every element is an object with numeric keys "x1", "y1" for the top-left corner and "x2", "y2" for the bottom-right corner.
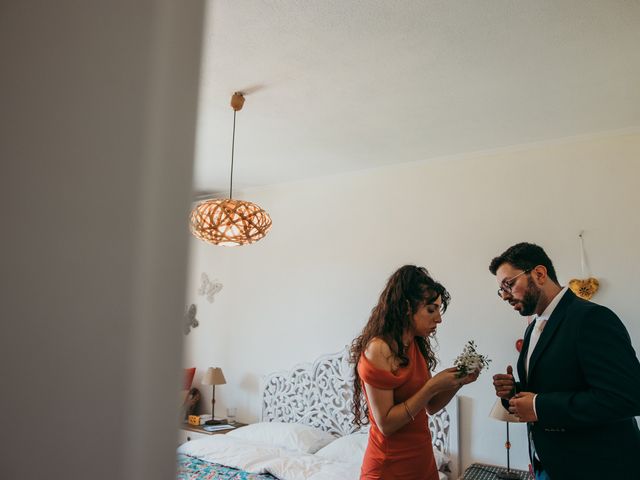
[{"x1": 430, "y1": 367, "x2": 463, "y2": 392}]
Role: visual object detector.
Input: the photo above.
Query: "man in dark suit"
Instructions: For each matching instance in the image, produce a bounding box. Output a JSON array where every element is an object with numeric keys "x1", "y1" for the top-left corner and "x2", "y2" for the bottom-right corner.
[{"x1": 489, "y1": 242, "x2": 640, "y2": 480}]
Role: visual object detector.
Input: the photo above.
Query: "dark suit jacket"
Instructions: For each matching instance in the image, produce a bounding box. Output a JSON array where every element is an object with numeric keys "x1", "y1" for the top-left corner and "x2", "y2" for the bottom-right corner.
[{"x1": 514, "y1": 289, "x2": 640, "y2": 479}]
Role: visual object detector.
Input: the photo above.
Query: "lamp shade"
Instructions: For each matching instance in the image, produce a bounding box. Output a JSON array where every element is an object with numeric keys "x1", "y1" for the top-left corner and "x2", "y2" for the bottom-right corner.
[
  {"x1": 190, "y1": 198, "x2": 272, "y2": 246},
  {"x1": 489, "y1": 398, "x2": 524, "y2": 423},
  {"x1": 202, "y1": 367, "x2": 226, "y2": 386}
]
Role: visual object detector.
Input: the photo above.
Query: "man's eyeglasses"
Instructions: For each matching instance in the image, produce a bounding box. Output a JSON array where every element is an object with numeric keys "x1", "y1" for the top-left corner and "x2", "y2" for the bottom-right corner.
[{"x1": 497, "y1": 269, "x2": 532, "y2": 298}]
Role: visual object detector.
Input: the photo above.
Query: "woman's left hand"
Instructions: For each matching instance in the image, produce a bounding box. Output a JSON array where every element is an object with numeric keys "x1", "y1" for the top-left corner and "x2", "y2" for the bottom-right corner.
[{"x1": 458, "y1": 369, "x2": 480, "y2": 387}]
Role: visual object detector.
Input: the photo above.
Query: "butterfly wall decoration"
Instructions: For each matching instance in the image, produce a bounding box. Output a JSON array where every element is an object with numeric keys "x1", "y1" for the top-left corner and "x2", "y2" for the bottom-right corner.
[
  {"x1": 198, "y1": 273, "x2": 223, "y2": 303},
  {"x1": 183, "y1": 303, "x2": 199, "y2": 335}
]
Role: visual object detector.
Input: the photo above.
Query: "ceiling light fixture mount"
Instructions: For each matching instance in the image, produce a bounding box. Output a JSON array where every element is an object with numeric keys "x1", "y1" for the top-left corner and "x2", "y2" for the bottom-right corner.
[{"x1": 189, "y1": 92, "x2": 272, "y2": 246}]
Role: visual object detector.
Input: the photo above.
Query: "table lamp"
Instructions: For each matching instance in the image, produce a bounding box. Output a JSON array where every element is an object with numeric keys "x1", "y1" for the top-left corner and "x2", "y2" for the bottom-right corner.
[
  {"x1": 201, "y1": 367, "x2": 226, "y2": 422},
  {"x1": 489, "y1": 398, "x2": 524, "y2": 479}
]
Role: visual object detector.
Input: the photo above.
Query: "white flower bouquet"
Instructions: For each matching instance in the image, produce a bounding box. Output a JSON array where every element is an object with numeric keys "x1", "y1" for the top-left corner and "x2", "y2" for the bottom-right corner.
[{"x1": 454, "y1": 340, "x2": 491, "y2": 378}]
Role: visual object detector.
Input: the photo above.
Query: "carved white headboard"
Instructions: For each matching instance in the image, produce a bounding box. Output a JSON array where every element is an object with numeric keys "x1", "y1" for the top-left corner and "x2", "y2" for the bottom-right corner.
[{"x1": 260, "y1": 348, "x2": 459, "y2": 466}]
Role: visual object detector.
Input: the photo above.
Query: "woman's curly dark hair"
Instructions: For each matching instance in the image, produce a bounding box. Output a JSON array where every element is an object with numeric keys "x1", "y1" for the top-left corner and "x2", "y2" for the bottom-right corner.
[{"x1": 349, "y1": 265, "x2": 450, "y2": 428}]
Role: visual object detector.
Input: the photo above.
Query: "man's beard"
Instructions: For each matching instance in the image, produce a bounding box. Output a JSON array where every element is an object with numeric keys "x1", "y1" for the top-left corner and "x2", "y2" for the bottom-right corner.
[{"x1": 518, "y1": 278, "x2": 540, "y2": 317}]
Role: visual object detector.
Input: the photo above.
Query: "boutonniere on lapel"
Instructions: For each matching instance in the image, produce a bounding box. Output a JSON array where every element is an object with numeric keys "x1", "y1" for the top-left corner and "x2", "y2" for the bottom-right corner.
[{"x1": 568, "y1": 231, "x2": 599, "y2": 300}]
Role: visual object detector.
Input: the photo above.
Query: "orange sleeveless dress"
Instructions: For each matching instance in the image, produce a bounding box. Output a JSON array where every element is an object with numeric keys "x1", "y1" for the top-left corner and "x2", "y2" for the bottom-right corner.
[{"x1": 357, "y1": 341, "x2": 439, "y2": 480}]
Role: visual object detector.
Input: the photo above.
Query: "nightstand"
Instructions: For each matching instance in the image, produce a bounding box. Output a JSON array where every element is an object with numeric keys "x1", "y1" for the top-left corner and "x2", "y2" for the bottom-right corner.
[
  {"x1": 178, "y1": 422, "x2": 247, "y2": 444},
  {"x1": 461, "y1": 463, "x2": 531, "y2": 479}
]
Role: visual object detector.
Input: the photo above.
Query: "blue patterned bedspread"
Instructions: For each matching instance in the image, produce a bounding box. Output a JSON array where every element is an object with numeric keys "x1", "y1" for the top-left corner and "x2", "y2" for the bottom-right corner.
[{"x1": 177, "y1": 454, "x2": 279, "y2": 480}]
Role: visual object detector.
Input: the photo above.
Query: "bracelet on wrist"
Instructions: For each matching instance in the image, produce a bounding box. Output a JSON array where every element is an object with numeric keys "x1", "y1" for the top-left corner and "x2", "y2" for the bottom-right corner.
[{"x1": 403, "y1": 401, "x2": 415, "y2": 421}]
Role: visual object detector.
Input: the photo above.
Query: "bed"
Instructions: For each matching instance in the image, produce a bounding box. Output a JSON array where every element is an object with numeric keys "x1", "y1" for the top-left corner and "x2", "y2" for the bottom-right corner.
[{"x1": 177, "y1": 348, "x2": 460, "y2": 480}]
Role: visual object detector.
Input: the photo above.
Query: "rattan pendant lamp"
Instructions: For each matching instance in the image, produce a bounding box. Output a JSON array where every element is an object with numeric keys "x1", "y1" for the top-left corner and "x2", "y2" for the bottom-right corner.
[{"x1": 189, "y1": 92, "x2": 272, "y2": 246}]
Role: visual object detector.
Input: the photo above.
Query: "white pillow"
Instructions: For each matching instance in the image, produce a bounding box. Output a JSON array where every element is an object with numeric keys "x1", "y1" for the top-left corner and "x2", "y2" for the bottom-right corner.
[
  {"x1": 315, "y1": 432, "x2": 368, "y2": 464},
  {"x1": 316, "y1": 432, "x2": 450, "y2": 472},
  {"x1": 226, "y1": 422, "x2": 336, "y2": 454}
]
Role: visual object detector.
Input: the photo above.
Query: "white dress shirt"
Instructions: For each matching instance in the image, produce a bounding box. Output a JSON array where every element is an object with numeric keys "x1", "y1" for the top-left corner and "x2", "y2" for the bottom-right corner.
[{"x1": 529, "y1": 286, "x2": 568, "y2": 418}]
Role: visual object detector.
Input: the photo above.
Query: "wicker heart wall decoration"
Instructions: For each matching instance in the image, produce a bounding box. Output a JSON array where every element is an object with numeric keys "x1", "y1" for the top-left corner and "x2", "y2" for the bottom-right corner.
[
  {"x1": 569, "y1": 231, "x2": 599, "y2": 300},
  {"x1": 568, "y1": 277, "x2": 599, "y2": 300}
]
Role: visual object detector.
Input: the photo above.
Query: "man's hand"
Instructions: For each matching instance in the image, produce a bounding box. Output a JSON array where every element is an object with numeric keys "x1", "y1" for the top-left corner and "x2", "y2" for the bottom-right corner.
[
  {"x1": 508, "y1": 392, "x2": 537, "y2": 422},
  {"x1": 493, "y1": 365, "x2": 516, "y2": 399}
]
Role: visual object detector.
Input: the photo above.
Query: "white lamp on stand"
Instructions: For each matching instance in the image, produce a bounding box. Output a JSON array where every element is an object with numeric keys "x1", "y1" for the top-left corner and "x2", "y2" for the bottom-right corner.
[
  {"x1": 202, "y1": 367, "x2": 226, "y2": 424},
  {"x1": 489, "y1": 399, "x2": 525, "y2": 479}
]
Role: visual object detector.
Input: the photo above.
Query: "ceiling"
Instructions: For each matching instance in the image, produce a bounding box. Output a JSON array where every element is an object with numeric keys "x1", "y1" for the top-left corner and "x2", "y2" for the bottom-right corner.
[{"x1": 193, "y1": 0, "x2": 640, "y2": 195}]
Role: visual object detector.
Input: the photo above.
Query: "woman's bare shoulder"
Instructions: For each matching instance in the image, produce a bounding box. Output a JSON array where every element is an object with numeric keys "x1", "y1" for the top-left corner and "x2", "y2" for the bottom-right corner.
[{"x1": 364, "y1": 337, "x2": 395, "y2": 371}]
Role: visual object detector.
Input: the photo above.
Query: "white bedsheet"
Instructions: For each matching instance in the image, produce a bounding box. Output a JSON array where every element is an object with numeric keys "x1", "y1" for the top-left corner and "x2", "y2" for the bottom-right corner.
[
  {"x1": 178, "y1": 436, "x2": 447, "y2": 480},
  {"x1": 178, "y1": 435, "x2": 359, "y2": 480}
]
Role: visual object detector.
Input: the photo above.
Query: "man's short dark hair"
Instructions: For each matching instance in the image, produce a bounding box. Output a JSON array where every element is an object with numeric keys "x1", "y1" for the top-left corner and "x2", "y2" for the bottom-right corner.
[{"x1": 489, "y1": 242, "x2": 559, "y2": 284}]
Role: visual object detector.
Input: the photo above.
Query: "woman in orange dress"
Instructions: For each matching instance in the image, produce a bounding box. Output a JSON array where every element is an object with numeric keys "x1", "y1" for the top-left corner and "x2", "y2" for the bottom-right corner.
[{"x1": 350, "y1": 265, "x2": 479, "y2": 480}]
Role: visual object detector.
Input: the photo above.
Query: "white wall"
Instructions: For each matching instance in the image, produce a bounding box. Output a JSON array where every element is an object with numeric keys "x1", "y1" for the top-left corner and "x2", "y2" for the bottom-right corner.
[
  {"x1": 0, "y1": 2, "x2": 204, "y2": 479},
  {"x1": 184, "y1": 130, "x2": 640, "y2": 471}
]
